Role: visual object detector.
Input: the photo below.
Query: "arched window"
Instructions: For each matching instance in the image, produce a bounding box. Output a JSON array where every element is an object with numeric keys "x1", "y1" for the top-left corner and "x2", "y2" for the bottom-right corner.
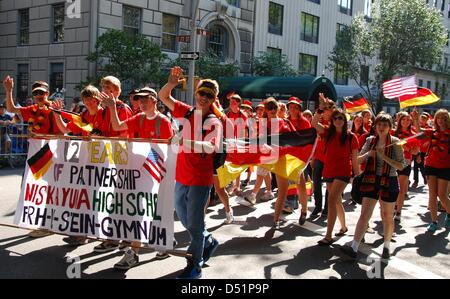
[{"x1": 207, "y1": 25, "x2": 228, "y2": 60}]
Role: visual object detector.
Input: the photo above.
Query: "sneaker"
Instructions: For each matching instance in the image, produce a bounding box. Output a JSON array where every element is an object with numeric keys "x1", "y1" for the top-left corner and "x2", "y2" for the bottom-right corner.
[
  {"x1": 93, "y1": 241, "x2": 119, "y2": 253},
  {"x1": 62, "y1": 236, "x2": 88, "y2": 246},
  {"x1": 177, "y1": 259, "x2": 202, "y2": 279},
  {"x1": 427, "y1": 222, "x2": 438, "y2": 232},
  {"x1": 311, "y1": 206, "x2": 322, "y2": 217},
  {"x1": 119, "y1": 241, "x2": 132, "y2": 252},
  {"x1": 224, "y1": 210, "x2": 234, "y2": 224},
  {"x1": 114, "y1": 249, "x2": 139, "y2": 270},
  {"x1": 28, "y1": 229, "x2": 53, "y2": 238},
  {"x1": 244, "y1": 193, "x2": 256, "y2": 205},
  {"x1": 381, "y1": 247, "x2": 390, "y2": 259},
  {"x1": 411, "y1": 181, "x2": 418, "y2": 189},
  {"x1": 203, "y1": 238, "x2": 219, "y2": 264},
  {"x1": 155, "y1": 251, "x2": 170, "y2": 260},
  {"x1": 299, "y1": 213, "x2": 307, "y2": 226},
  {"x1": 273, "y1": 219, "x2": 287, "y2": 229},
  {"x1": 394, "y1": 213, "x2": 401, "y2": 223},
  {"x1": 282, "y1": 205, "x2": 293, "y2": 214},
  {"x1": 260, "y1": 191, "x2": 275, "y2": 202},
  {"x1": 340, "y1": 245, "x2": 357, "y2": 259}
]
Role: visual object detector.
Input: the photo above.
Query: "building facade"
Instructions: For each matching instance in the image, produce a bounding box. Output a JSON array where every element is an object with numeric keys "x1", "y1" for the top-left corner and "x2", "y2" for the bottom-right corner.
[{"x1": 0, "y1": 0, "x2": 255, "y2": 103}]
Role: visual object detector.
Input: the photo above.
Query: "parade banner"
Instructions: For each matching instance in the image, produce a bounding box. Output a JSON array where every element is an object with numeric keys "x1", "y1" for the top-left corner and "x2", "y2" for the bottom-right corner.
[{"x1": 14, "y1": 138, "x2": 177, "y2": 251}]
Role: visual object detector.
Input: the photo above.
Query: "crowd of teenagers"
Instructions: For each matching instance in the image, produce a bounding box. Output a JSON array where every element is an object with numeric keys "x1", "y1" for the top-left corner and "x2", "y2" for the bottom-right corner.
[{"x1": 2, "y1": 66, "x2": 449, "y2": 279}]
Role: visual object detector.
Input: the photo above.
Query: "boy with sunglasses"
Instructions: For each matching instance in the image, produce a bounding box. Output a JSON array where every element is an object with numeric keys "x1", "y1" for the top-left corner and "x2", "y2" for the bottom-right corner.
[
  {"x1": 159, "y1": 66, "x2": 222, "y2": 279},
  {"x1": 3, "y1": 76, "x2": 61, "y2": 238}
]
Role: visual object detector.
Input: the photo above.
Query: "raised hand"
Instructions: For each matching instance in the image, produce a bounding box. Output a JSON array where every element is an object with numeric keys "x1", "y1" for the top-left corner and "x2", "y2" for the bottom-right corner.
[
  {"x1": 98, "y1": 91, "x2": 116, "y2": 107},
  {"x1": 3, "y1": 76, "x2": 14, "y2": 92},
  {"x1": 51, "y1": 99, "x2": 65, "y2": 110},
  {"x1": 168, "y1": 66, "x2": 185, "y2": 86}
]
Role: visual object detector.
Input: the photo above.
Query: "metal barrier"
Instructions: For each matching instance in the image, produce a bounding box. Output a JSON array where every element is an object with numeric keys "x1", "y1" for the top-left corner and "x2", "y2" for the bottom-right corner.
[{"x1": 0, "y1": 124, "x2": 29, "y2": 167}]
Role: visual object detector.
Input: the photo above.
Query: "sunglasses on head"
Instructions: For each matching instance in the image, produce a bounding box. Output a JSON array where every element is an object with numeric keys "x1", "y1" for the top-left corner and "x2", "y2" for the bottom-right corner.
[
  {"x1": 134, "y1": 95, "x2": 149, "y2": 100},
  {"x1": 197, "y1": 91, "x2": 215, "y2": 100},
  {"x1": 333, "y1": 116, "x2": 345, "y2": 121},
  {"x1": 32, "y1": 90, "x2": 45, "y2": 96}
]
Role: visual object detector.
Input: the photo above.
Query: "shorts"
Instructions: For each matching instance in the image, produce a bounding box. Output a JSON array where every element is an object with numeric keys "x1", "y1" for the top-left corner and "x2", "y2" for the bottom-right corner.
[
  {"x1": 257, "y1": 166, "x2": 270, "y2": 177},
  {"x1": 213, "y1": 152, "x2": 227, "y2": 175},
  {"x1": 323, "y1": 176, "x2": 351, "y2": 184},
  {"x1": 361, "y1": 176, "x2": 400, "y2": 203},
  {"x1": 397, "y1": 165, "x2": 412, "y2": 177},
  {"x1": 425, "y1": 166, "x2": 450, "y2": 181}
]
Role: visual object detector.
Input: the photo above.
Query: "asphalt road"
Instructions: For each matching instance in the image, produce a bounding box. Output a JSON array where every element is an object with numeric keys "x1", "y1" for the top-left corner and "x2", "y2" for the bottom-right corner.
[{"x1": 0, "y1": 166, "x2": 448, "y2": 279}]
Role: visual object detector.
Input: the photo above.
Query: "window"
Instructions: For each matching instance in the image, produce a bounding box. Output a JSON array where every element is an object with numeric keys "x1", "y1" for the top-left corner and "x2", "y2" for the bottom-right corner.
[
  {"x1": 267, "y1": 47, "x2": 282, "y2": 59},
  {"x1": 123, "y1": 5, "x2": 141, "y2": 36},
  {"x1": 360, "y1": 65, "x2": 369, "y2": 85},
  {"x1": 418, "y1": 79, "x2": 424, "y2": 87},
  {"x1": 17, "y1": 64, "x2": 29, "y2": 102},
  {"x1": 208, "y1": 25, "x2": 228, "y2": 60},
  {"x1": 308, "y1": 0, "x2": 321, "y2": 4},
  {"x1": 334, "y1": 63, "x2": 348, "y2": 85},
  {"x1": 226, "y1": 0, "x2": 240, "y2": 7},
  {"x1": 364, "y1": 0, "x2": 372, "y2": 17},
  {"x1": 50, "y1": 63, "x2": 64, "y2": 94},
  {"x1": 268, "y1": 2, "x2": 283, "y2": 35},
  {"x1": 338, "y1": 0, "x2": 352, "y2": 16},
  {"x1": 301, "y1": 13, "x2": 320, "y2": 43},
  {"x1": 162, "y1": 14, "x2": 178, "y2": 52},
  {"x1": 442, "y1": 0, "x2": 446, "y2": 11},
  {"x1": 299, "y1": 53, "x2": 317, "y2": 76},
  {"x1": 52, "y1": 4, "x2": 65, "y2": 43},
  {"x1": 445, "y1": 57, "x2": 448, "y2": 69},
  {"x1": 435, "y1": 81, "x2": 440, "y2": 93},
  {"x1": 427, "y1": 81, "x2": 432, "y2": 89},
  {"x1": 18, "y1": 9, "x2": 29, "y2": 45}
]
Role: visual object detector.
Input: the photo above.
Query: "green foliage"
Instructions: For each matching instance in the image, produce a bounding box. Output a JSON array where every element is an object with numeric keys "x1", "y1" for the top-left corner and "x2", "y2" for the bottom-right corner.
[
  {"x1": 77, "y1": 29, "x2": 167, "y2": 94},
  {"x1": 328, "y1": 0, "x2": 448, "y2": 112},
  {"x1": 251, "y1": 51, "x2": 297, "y2": 77}
]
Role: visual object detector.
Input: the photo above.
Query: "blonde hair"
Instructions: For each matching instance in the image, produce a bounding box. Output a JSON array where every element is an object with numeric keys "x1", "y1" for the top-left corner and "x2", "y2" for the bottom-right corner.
[
  {"x1": 81, "y1": 85, "x2": 100, "y2": 100},
  {"x1": 433, "y1": 109, "x2": 450, "y2": 130},
  {"x1": 197, "y1": 79, "x2": 219, "y2": 96},
  {"x1": 101, "y1": 76, "x2": 122, "y2": 94}
]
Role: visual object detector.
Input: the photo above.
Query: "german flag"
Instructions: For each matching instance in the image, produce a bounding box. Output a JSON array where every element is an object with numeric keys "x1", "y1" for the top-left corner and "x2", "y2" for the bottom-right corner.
[
  {"x1": 217, "y1": 128, "x2": 317, "y2": 188},
  {"x1": 399, "y1": 87, "x2": 440, "y2": 109},
  {"x1": 343, "y1": 94, "x2": 371, "y2": 114},
  {"x1": 27, "y1": 143, "x2": 53, "y2": 180},
  {"x1": 287, "y1": 181, "x2": 313, "y2": 197},
  {"x1": 53, "y1": 109, "x2": 93, "y2": 133}
]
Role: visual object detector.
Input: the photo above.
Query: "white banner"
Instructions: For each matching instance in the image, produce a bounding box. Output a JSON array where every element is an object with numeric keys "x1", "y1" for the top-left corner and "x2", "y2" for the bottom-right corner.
[{"x1": 14, "y1": 138, "x2": 177, "y2": 251}]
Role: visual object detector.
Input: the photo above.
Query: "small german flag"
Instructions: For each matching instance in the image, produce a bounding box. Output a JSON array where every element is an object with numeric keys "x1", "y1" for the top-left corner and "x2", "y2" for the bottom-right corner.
[
  {"x1": 343, "y1": 94, "x2": 371, "y2": 114},
  {"x1": 53, "y1": 109, "x2": 93, "y2": 133},
  {"x1": 27, "y1": 143, "x2": 53, "y2": 180}
]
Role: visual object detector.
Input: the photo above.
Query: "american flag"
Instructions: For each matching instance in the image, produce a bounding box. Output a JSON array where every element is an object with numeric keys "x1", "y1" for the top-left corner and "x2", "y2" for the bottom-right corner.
[
  {"x1": 142, "y1": 148, "x2": 166, "y2": 183},
  {"x1": 382, "y1": 75, "x2": 417, "y2": 99}
]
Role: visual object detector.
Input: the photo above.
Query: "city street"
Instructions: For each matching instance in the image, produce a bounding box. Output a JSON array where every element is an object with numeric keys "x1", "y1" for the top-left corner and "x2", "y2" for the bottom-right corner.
[{"x1": 0, "y1": 166, "x2": 448, "y2": 279}]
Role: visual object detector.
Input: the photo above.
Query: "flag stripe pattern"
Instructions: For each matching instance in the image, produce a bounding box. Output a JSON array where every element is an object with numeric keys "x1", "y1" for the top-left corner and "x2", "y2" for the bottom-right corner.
[
  {"x1": 27, "y1": 143, "x2": 53, "y2": 180},
  {"x1": 142, "y1": 148, "x2": 166, "y2": 183},
  {"x1": 398, "y1": 87, "x2": 440, "y2": 109},
  {"x1": 343, "y1": 96, "x2": 371, "y2": 114},
  {"x1": 383, "y1": 75, "x2": 418, "y2": 99}
]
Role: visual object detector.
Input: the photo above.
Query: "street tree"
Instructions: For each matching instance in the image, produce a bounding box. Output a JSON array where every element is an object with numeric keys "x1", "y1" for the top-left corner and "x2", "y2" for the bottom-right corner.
[
  {"x1": 251, "y1": 51, "x2": 297, "y2": 77},
  {"x1": 78, "y1": 29, "x2": 167, "y2": 96},
  {"x1": 328, "y1": 0, "x2": 448, "y2": 112}
]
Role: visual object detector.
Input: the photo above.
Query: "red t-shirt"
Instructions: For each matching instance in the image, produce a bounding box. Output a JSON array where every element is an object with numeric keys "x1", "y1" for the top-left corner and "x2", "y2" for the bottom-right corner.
[
  {"x1": 313, "y1": 120, "x2": 330, "y2": 163},
  {"x1": 395, "y1": 130, "x2": 418, "y2": 161},
  {"x1": 321, "y1": 129, "x2": 359, "y2": 179},
  {"x1": 100, "y1": 100, "x2": 133, "y2": 137},
  {"x1": 419, "y1": 125, "x2": 432, "y2": 153},
  {"x1": 226, "y1": 110, "x2": 248, "y2": 138},
  {"x1": 423, "y1": 128, "x2": 450, "y2": 169},
  {"x1": 20, "y1": 104, "x2": 60, "y2": 134},
  {"x1": 288, "y1": 115, "x2": 311, "y2": 131},
  {"x1": 126, "y1": 113, "x2": 173, "y2": 139},
  {"x1": 357, "y1": 132, "x2": 369, "y2": 151},
  {"x1": 172, "y1": 101, "x2": 222, "y2": 186}
]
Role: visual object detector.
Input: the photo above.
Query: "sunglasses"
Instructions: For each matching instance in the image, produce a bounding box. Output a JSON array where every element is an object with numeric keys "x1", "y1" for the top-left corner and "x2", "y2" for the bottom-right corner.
[
  {"x1": 32, "y1": 90, "x2": 45, "y2": 96},
  {"x1": 134, "y1": 95, "x2": 149, "y2": 100},
  {"x1": 197, "y1": 91, "x2": 215, "y2": 100},
  {"x1": 333, "y1": 116, "x2": 345, "y2": 121}
]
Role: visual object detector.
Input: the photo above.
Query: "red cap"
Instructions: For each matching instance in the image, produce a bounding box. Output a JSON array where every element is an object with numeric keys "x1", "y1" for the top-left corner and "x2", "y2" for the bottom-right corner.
[
  {"x1": 287, "y1": 97, "x2": 302, "y2": 107},
  {"x1": 241, "y1": 100, "x2": 253, "y2": 110},
  {"x1": 256, "y1": 103, "x2": 265, "y2": 110}
]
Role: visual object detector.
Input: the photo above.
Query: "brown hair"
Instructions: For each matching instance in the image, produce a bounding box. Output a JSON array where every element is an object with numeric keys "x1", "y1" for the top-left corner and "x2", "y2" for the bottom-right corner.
[
  {"x1": 374, "y1": 112, "x2": 393, "y2": 129},
  {"x1": 81, "y1": 85, "x2": 100, "y2": 100},
  {"x1": 328, "y1": 109, "x2": 350, "y2": 145}
]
